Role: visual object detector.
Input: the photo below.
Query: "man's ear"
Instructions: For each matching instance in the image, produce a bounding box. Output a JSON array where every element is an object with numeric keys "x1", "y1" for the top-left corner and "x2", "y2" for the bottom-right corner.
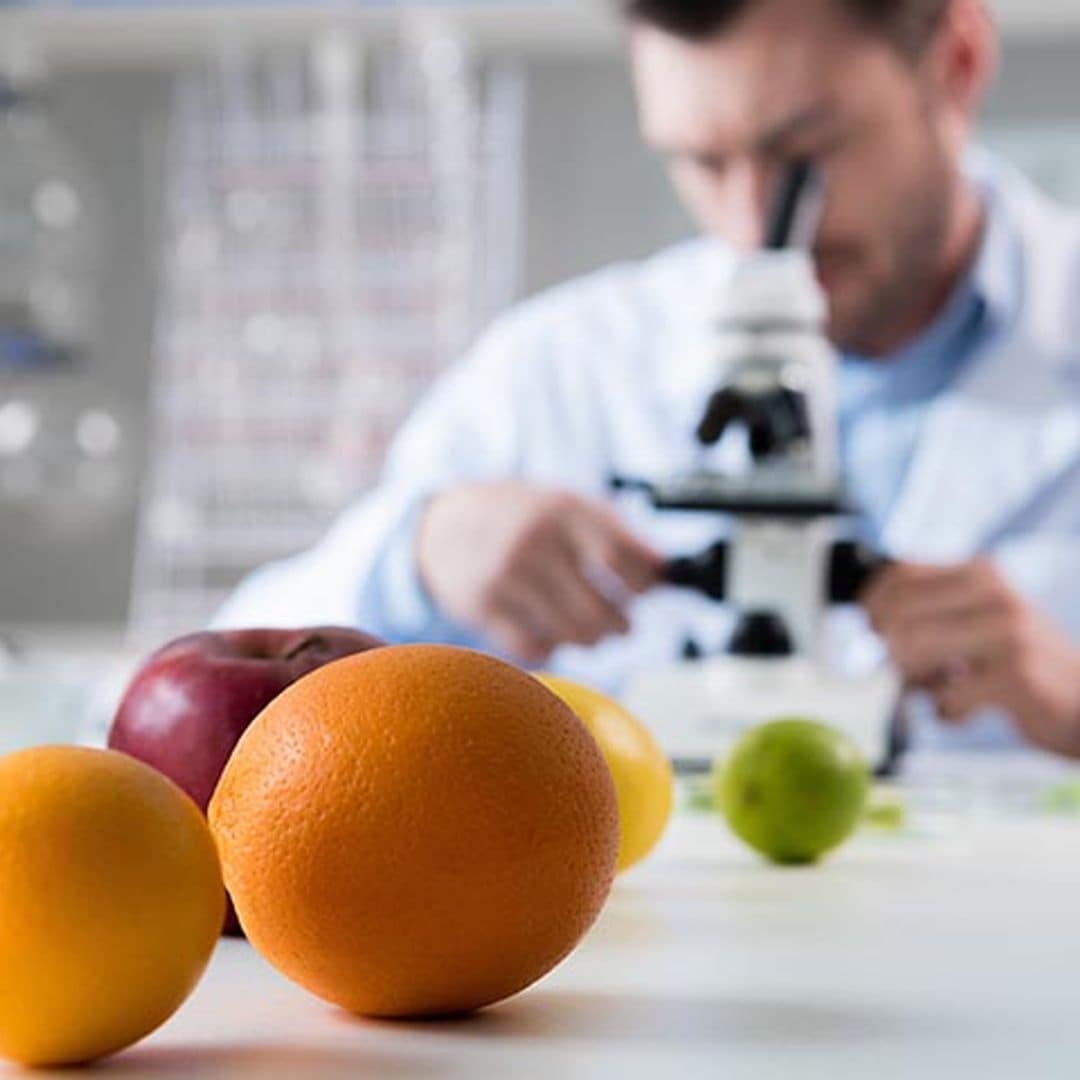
[{"x1": 925, "y1": 0, "x2": 999, "y2": 143}]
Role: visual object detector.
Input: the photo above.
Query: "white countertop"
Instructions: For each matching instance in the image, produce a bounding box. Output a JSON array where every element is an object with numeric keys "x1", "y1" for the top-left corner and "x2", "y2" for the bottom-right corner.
[{"x1": 13, "y1": 806, "x2": 1080, "y2": 1079}]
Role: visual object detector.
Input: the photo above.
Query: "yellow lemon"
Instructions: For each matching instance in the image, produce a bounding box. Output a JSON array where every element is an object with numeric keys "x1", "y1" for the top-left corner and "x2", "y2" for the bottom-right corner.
[
  {"x1": 0, "y1": 746, "x2": 225, "y2": 1067},
  {"x1": 536, "y1": 674, "x2": 674, "y2": 872}
]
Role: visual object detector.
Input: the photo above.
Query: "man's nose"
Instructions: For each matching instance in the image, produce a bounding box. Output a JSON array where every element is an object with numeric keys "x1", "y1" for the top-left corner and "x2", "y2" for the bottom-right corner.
[{"x1": 719, "y1": 158, "x2": 773, "y2": 252}]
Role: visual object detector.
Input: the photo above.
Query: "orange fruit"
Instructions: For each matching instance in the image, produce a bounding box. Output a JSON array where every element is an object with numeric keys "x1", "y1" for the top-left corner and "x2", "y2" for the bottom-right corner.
[
  {"x1": 536, "y1": 674, "x2": 674, "y2": 872},
  {"x1": 209, "y1": 644, "x2": 619, "y2": 1018},
  {"x1": 0, "y1": 746, "x2": 225, "y2": 1067}
]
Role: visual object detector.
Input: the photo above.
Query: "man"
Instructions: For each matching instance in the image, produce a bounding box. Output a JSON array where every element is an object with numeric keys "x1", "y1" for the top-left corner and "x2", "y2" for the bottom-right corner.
[{"x1": 217, "y1": 0, "x2": 1080, "y2": 756}]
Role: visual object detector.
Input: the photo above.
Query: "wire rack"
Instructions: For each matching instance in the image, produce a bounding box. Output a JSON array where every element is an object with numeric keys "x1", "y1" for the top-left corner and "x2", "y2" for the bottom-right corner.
[{"x1": 128, "y1": 20, "x2": 525, "y2": 645}]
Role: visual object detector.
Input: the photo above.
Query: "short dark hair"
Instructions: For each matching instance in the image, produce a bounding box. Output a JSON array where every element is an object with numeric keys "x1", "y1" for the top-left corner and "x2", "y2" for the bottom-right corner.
[{"x1": 620, "y1": 0, "x2": 951, "y2": 57}]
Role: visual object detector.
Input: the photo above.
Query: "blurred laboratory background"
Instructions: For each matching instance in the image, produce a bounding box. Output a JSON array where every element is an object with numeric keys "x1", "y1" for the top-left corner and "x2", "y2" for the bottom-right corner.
[{"x1": 0, "y1": 0, "x2": 1077, "y2": 678}]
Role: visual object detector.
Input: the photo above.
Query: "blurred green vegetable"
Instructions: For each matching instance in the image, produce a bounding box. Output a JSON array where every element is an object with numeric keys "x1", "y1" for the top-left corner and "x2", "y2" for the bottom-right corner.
[
  {"x1": 1041, "y1": 781, "x2": 1080, "y2": 816},
  {"x1": 862, "y1": 786, "x2": 907, "y2": 831}
]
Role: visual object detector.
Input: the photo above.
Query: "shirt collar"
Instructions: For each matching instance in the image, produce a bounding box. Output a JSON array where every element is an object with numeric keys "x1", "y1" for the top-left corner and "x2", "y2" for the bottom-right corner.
[
  {"x1": 968, "y1": 154, "x2": 1024, "y2": 341},
  {"x1": 840, "y1": 155, "x2": 1022, "y2": 393}
]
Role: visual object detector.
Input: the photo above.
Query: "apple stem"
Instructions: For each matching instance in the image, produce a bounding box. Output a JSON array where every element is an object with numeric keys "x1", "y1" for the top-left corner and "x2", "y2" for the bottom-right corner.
[{"x1": 283, "y1": 634, "x2": 322, "y2": 661}]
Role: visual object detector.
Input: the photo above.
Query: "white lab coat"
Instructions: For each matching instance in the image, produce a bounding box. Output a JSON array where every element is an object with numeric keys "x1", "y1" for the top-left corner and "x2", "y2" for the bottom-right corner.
[{"x1": 216, "y1": 158, "x2": 1080, "y2": 749}]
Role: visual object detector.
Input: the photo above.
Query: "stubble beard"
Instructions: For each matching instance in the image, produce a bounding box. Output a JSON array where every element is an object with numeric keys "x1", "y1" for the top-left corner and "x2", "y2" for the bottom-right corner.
[{"x1": 824, "y1": 135, "x2": 955, "y2": 358}]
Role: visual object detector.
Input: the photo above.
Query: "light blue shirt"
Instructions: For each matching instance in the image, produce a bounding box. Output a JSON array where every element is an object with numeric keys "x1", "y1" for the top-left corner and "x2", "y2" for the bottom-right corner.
[{"x1": 838, "y1": 181, "x2": 1019, "y2": 548}]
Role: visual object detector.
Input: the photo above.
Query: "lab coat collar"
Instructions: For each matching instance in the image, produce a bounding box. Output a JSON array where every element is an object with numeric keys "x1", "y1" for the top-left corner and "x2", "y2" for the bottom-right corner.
[{"x1": 882, "y1": 160, "x2": 1080, "y2": 560}]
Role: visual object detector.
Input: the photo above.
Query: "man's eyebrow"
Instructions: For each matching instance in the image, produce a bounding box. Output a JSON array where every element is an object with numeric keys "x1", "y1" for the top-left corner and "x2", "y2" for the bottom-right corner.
[
  {"x1": 754, "y1": 103, "x2": 838, "y2": 154},
  {"x1": 649, "y1": 102, "x2": 841, "y2": 161}
]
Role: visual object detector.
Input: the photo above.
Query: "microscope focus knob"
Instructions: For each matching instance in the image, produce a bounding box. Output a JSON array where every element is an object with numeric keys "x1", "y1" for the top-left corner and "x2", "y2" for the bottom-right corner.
[
  {"x1": 828, "y1": 542, "x2": 892, "y2": 603},
  {"x1": 664, "y1": 542, "x2": 728, "y2": 601}
]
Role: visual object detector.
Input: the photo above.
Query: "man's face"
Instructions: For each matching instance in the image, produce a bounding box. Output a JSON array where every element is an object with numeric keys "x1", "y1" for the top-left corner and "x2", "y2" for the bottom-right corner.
[{"x1": 630, "y1": 0, "x2": 973, "y2": 355}]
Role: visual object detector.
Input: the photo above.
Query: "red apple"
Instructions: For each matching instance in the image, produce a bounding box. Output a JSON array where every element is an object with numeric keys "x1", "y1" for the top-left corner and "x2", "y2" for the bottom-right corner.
[{"x1": 108, "y1": 626, "x2": 384, "y2": 935}]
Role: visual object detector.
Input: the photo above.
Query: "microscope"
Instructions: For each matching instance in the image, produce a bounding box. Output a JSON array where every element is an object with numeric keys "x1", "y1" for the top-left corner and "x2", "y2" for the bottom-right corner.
[{"x1": 618, "y1": 162, "x2": 903, "y2": 774}]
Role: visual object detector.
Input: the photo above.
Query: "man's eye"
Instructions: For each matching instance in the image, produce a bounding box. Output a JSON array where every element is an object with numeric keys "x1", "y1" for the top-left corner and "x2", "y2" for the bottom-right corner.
[
  {"x1": 687, "y1": 154, "x2": 728, "y2": 175},
  {"x1": 769, "y1": 132, "x2": 849, "y2": 166}
]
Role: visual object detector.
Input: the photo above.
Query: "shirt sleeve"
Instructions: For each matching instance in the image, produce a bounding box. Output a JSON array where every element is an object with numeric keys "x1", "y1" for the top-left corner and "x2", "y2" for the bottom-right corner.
[{"x1": 211, "y1": 312, "x2": 528, "y2": 642}]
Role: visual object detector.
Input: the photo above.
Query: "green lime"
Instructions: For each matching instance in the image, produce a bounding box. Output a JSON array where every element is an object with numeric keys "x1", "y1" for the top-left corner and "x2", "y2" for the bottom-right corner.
[{"x1": 713, "y1": 718, "x2": 869, "y2": 865}]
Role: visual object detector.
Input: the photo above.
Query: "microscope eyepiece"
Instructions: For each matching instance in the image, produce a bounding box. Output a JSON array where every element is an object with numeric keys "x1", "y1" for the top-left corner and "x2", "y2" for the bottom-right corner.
[{"x1": 765, "y1": 159, "x2": 823, "y2": 251}]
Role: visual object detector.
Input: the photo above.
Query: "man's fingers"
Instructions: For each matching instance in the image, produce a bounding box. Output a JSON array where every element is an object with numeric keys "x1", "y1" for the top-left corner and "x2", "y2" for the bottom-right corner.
[
  {"x1": 568, "y1": 507, "x2": 663, "y2": 595},
  {"x1": 863, "y1": 558, "x2": 1004, "y2": 633},
  {"x1": 491, "y1": 625, "x2": 552, "y2": 666},
  {"x1": 935, "y1": 670, "x2": 1011, "y2": 724},
  {"x1": 877, "y1": 575, "x2": 1002, "y2": 630},
  {"x1": 535, "y1": 554, "x2": 630, "y2": 646},
  {"x1": 471, "y1": 494, "x2": 654, "y2": 660},
  {"x1": 889, "y1": 609, "x2": 1012, "y2": 684},
  {"x1": 862, "y1": 562, "x2": 945, "y2": 615},
  {"x1": 496, "y1": 579, "x2": 577, "y2": 654},
  {"x1": 487, "y1": 600, "x2": 555, "y2": 666},
  {"x1": 863, "y1": 564, "x2": 959, "y2": 628},
  {"x1": 493, "y1": 563, "x2": 628, "y2": 655}
]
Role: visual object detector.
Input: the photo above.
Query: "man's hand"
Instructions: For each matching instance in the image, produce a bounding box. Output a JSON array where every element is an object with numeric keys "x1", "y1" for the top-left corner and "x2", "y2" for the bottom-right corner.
[
  {"x1": 417, "y1": 482, "x2": 663, "y2": 665},
  {"x1": 862, "y1": 559, "x2": 1080, "y2": 758}
]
